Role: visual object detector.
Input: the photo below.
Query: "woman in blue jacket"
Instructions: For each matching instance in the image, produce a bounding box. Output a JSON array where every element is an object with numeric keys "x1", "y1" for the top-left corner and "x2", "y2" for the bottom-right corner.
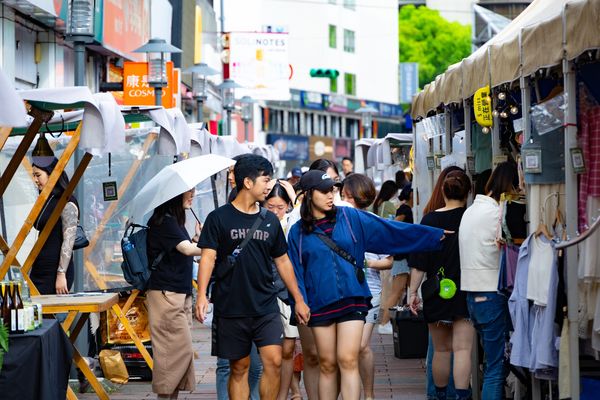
[{"x1": 287, "y1": 170, "x2": 446, "y2": 400}]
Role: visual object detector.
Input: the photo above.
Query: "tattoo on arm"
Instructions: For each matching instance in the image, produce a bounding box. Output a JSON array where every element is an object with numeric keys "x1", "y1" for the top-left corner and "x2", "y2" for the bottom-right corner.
[{"x1": 59, "y1": 202, "x2": 78, "y2": 272}]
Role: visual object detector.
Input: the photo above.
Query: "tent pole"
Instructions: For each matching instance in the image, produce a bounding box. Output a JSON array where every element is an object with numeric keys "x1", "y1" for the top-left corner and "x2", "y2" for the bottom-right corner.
[{"x1": 563, "y1": 57, "x2": 580, "y2": 400}]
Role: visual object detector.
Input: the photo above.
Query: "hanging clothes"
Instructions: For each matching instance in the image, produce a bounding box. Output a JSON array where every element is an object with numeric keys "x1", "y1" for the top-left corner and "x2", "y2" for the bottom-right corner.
[
  {"x1": 509, "y1": 234, "x2": 559, "y2": 377},
  {"x1": 577, "y1": 84, "x2": 600, "y2": 231}
]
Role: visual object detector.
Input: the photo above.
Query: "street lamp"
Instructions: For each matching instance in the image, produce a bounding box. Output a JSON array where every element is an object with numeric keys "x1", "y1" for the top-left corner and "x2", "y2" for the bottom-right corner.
[
  {"x1": 66, "y1": 0, "x2": 96, "y2": 86},
  {"x1": 184, "y1": 63, "x2": 219, "y2": 122},
  {"x1": 356, "y1": 105, "x2": 378, "y2": 138},
  {"x1": 133, "y1": 38, "x2": 181, "y2": 106},
  {"x1": 240, "y1": 96, "x2": 255, "y2": 142},
  {"x1": 216, "y1": 79, "x2": 242, "y2": 135}
]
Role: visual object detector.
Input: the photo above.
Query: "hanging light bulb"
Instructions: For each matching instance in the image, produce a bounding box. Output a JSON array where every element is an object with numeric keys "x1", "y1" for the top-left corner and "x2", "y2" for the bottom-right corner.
[
  {"x1": 510, "y1": 105, "x2": 519, "y2": 115},
  {"x1": 497, "y1": 92, "x2": 506, "y2": 101},
  {"x1": 492, "y1": 109, "x2": 499, "y2": 117},
  {"x1": 482, "y1": 126, "x2": 490, "y2": 134},
  {"x1": 500, "y1": 111, "x2": 508, "y2": 118}
]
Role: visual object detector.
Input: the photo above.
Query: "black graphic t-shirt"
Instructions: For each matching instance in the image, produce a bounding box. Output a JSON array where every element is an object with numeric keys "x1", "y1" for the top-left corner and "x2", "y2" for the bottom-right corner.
[{"x1": 198, "y1": 204, "x2": 288, "y2": 317}]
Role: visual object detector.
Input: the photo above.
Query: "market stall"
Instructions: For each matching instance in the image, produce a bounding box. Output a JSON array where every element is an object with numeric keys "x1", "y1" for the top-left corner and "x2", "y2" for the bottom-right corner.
[{"x1": 410, "y1": 1, "x2": 600, "y2": 398}]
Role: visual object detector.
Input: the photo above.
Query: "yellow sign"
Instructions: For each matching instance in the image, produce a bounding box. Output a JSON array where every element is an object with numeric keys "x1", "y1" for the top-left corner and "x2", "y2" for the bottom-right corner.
[
  {"x1": 473, "y1": 85, "x2": 493, "y2": 127},
  {"x1": 194, "y1": 6, "x2": 202, "y2": 64}
]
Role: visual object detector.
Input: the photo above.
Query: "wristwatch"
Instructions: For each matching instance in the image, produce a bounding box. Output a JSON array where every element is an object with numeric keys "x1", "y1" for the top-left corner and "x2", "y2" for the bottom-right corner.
[{"x1": 57, "y1": 267, "x2": 66, "y2": 274}]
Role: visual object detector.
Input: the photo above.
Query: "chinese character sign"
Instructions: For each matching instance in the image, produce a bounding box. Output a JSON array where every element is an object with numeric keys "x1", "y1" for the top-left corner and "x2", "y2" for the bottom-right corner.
[
  {"x1": 229, "y1": 32, "x2": 291, "y2": 101},
  {"x1": 123, "y1": 61, "x2": 174, "y2": 108},
  {"x1": 399, "y1": 63, "x2": 419, "y2": 104},
  {"x1": 473, "y1": 85, "x2": 493, "y2": 127}
]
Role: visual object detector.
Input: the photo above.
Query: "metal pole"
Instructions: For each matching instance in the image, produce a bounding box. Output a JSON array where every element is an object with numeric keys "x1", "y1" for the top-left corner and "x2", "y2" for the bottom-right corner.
[
  {"x1": 563, "y1": 57, "x2": 580, "y2": 400},
  {"x1": 155, "y1": 87, "x2": 163, "y2": 106},
  {"x1": 226, "y1": 109, "x2": 232, "y2": 136},
  {"x1": 244, "y1": 120, "x2": 249, "y2": 142},
  {"x1": 220, "y1": 0, "x2": 225, "y2": 32},
  {"x1": 197, "y1": 99, "x2": 203, "y2": 123},
  {"x1": 74, "y1": 41, "x2": 85, "y2": 86}
]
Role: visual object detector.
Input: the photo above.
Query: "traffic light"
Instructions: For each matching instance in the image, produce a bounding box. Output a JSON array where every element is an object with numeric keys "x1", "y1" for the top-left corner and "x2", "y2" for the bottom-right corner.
[{"x1": 310, "y1": 68, "x2": 340, "y2": 79}]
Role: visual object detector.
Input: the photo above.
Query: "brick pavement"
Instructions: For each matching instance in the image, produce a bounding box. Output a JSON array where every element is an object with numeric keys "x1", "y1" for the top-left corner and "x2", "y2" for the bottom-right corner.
[{"x1": 77, "y1": 322, "x2": 427, "y2": 399}]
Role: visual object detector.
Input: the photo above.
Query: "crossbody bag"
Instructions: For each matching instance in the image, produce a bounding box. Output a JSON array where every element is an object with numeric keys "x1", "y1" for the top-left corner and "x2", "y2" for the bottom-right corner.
[
  {"x1": 213, "y1": 207, "x2": 267, "y2": 281},
  {"x1": 314, "y1": 232, "x2": 365, "y2": 284}
]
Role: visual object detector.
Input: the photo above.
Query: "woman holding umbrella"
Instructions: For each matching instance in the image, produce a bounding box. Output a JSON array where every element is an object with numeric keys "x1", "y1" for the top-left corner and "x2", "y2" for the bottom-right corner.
[{"x1": 146, "y1": 188, "x2": 203, "y2": 399}]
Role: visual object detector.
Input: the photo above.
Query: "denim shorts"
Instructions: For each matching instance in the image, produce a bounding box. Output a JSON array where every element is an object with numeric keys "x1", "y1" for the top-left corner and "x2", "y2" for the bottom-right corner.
[{"x1": 392, "y1": 259, "x2": 410, "y2": 276}]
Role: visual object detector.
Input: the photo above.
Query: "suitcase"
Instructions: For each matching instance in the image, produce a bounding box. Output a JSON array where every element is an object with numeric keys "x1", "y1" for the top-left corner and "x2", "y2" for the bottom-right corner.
[{"x1": 390, "y1": 308, "x2": 429, "y2": 359}]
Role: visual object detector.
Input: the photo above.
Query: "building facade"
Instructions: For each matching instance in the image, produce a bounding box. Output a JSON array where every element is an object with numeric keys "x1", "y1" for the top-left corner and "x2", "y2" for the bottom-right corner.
[{"x1": 219, "y1": 0, "x2": 403, "y2": 167}]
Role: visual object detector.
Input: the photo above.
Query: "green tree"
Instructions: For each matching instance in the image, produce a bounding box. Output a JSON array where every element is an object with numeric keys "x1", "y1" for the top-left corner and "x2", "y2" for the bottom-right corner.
[{"x1": 399, "y1": 5, "x2": 471, "y2": 88}]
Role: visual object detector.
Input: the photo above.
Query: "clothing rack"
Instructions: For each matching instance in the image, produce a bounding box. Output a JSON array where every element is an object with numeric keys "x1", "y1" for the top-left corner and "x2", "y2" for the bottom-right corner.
[{"x1": 556, "y1": 213, "x2": 600, "y2": 249}]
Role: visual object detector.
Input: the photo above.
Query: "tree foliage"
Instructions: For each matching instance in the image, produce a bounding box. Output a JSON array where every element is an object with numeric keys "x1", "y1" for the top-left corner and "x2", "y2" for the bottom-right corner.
[{"x1": 399, "y1": 5, "x2": 471, "y2": 88}]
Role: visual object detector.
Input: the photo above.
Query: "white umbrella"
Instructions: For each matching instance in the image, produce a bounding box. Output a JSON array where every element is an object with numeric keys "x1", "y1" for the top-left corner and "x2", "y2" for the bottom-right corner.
[
  {"x1": 0, "y1": 68, "x2": 27, "y2": 127},
  {"x1": 130, "y1": 154, "x2": 235, "y2": 222}
]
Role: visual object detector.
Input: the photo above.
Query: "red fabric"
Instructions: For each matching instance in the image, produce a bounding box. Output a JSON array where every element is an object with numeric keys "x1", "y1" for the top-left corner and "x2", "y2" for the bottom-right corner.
[{"x1": 578, "y1": 86, "x2": 600, "y2": 230}]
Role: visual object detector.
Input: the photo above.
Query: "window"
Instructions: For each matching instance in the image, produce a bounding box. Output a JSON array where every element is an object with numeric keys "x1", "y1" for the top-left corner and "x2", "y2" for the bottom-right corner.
[
  {"x1": 343, "y1": 0, "x2": 356, "y2": 10},
  {"x1": 330, "y1": 76, "x2": 338, "y2": 93},
  {"x1": 343, "y1": 29, "x2": 355, "y2": 53},
  {"x1": 329, "y1": 25, "x2": 337, "y2": 48},
  {"x1": 289, "y1": 111, "x2": 300, "y2": 134},
  {"x1": 344, "y1": 73, "x2": 356, "y2": 96}
]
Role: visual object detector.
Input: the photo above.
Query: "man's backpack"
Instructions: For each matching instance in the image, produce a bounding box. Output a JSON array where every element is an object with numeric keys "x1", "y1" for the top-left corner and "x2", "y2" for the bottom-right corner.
[{"x1": 120, "y1": 223, "x2": 164, "y2": 291}]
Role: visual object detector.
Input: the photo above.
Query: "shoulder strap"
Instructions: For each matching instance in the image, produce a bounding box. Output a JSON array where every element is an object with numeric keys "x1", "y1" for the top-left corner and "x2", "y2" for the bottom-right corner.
[
  {"x1": 314, "y1": 232, "x2": 356, "y2": 266},
  {"x1": 235, "y1": 207, "x2": 267, "y2": 253}
]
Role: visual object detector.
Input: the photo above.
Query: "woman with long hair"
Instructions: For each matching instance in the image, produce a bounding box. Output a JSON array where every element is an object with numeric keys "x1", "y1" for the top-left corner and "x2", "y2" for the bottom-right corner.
[
  {"x1": 287, "y1": 170, "x2": 447, "y2": 400},
  {"x1": 459, "y1": 161, "x2": 519, "y2": 400},
  {"x1": 146, "y1": 189, "x2": 202, "y2": 399},
  {"x1": 286, "y1": 158, "x2": 344, "y2": 400},
  {"x1": 30, "y1": 156, "x2": 79, "y2": 294},
  {"x1": 265, "y1": 181, "x2": 302, "y2": 400},
  {"x1": 342, "y1": 173, "x2": 393, "y2": 400},
  {"x1": 409, "y1": 170, "x2": 474, "y2": 400},
  {"x1": 372, "y1": 180, "x2": 399, "y2": 218}
]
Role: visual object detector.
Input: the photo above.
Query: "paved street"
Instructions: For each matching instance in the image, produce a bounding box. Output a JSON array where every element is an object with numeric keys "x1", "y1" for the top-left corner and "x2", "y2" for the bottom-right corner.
[{"x1": 77, "y1": 322, "x2": 428, "y2": 399}]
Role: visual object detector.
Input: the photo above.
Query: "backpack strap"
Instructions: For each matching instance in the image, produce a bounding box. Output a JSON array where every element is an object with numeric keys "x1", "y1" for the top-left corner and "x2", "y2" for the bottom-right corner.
[{"x1": 314, "y1": 232, "x2": 357, "y2": 266}]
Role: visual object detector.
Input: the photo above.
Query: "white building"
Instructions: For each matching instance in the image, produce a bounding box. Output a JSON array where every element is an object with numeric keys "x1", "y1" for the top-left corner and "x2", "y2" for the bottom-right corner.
[{"x1": 218, "y1": 0, "x2": 404, "y2": 162}]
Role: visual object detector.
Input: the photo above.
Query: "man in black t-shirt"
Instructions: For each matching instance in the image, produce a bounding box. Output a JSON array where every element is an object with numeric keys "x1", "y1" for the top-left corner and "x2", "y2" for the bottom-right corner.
[{"x1": 196, "y1": 154, "x2": 310, "y2": 400}]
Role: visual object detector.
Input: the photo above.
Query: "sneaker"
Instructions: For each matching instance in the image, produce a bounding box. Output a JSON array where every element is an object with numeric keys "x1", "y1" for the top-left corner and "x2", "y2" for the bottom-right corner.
[{"x1": 378, "y1": 322, "x2": 393, "y2": 335}]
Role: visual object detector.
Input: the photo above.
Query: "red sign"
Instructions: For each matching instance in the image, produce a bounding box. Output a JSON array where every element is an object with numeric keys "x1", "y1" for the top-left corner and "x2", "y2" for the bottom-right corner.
[
  {"x1": 123, "y1": 61, "x2": 175, "y2": 108},
  {"x1": 103, "y1": 0, "x2": 150, "y2": 61}
]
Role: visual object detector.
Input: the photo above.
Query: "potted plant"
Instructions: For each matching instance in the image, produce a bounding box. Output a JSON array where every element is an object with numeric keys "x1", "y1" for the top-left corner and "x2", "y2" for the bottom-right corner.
[{"x1": 0, "y1": 324, "x2": 8, "y2": 372}]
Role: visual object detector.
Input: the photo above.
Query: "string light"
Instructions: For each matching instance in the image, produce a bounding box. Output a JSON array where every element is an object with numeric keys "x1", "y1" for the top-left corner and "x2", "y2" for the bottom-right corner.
[
  {"x1": 510, "y1": 106, "x2": 519, "y2": 115},
  {"x1": 500, "y1": 111, "x2": 508, "y2": 119},
  {"x1": 492, "y1": 110, "x2": 499, "y2": 117},
  {"x1": 498, "y1": 92, "x2": 506, "y2": 100},
  {"x1": 482, "y1": 126, "x2": 490, "y2": 134}
]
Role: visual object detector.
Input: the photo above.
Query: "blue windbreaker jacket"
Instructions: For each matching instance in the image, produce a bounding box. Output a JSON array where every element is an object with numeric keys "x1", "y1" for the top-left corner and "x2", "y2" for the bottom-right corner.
[{"x1": 287, "y1": 206, "x2": 444, "y2": 312}]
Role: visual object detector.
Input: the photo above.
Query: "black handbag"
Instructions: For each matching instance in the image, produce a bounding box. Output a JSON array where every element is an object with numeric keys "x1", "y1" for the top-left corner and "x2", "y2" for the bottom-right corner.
[
  {"x1": 421, "y1": 274, "x2": 440, "y2": 301},
  {"x1": 73, "y1": 225, "x2": 89, "y2": 250}
]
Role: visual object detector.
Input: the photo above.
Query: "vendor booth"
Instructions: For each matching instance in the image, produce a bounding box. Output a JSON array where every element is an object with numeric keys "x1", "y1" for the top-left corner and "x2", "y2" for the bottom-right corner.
[{"x1": 409, "y1": 0, "x2": 600, "y2": 399}]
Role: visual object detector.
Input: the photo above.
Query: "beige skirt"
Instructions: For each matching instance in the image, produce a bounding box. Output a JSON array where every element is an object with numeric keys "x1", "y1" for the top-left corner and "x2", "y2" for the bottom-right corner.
[{"x1": 147, "y1": 290, "x2": 196, "y2": 395}]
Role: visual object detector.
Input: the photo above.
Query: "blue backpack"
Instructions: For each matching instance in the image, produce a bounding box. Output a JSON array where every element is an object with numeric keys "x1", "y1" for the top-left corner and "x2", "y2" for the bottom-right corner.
[{"x1": 120, "y1": 224, "x2": 164, "y2": 291}]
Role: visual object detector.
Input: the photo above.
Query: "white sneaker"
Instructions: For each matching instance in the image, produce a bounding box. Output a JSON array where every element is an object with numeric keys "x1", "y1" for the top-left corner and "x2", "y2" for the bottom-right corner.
[{"x1": 378, "y1": 322, "x2": 393, "y2": 335}]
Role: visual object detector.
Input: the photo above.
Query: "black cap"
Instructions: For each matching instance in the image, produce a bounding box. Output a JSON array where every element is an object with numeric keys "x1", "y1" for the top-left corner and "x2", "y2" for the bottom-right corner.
[{"x1": 299, "y1": 170, "x2": 341, "y2": 192}]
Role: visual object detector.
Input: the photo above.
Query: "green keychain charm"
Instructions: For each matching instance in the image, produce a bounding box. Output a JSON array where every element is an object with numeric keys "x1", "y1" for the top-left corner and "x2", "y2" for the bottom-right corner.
[{"x1": 438, "y1": 267, "x2": 457, "y2": 300}]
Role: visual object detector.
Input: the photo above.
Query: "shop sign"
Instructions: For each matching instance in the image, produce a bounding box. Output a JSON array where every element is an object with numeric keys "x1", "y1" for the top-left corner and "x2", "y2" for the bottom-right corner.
[
  {"x1": 379, "y1": 103, "x2": 403, "y2": 118},
  {"x1": 267, "y1": 134, "x2": 309, "y2": 161},
  {"x1": 347, "y1": 98, "x2": 361, "y2": 112},
  {"x1": 309, "y1": 136, "x2": 334, "y2": 160},
  {"x1": 102, "y1": 0, "x2": 151, "y2": 62},
  {"x1": 123, "y1": 61, "x2": 175, "y2": 108},
  {"x1": 300, "y1": 91, "x2": 324, "y2": 110},
  {"x1": 399, "y1": 62, "x2": 419, "y2": 104},
  {"x1": 229, "y1": 32, "x2": 290, "y2": 100},
  {"x1": 324, "y1": 94, "x2": 348, "y2": 113},
  {"x1": 473, "y1": 85, "x2": 493, "y2": 127},
  {"x1": 334, "y1": 138, "x2": 353, "y2": 159}
]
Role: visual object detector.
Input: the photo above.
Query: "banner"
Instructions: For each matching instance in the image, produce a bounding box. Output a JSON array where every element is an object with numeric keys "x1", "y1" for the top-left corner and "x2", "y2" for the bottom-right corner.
[
  {"x1": 102, "y1": 0, "x2": 150, "y2": 61},
  {"x1": 473, "y1": 85, "x2": 493, "y2": 127},
  {"x1": 267, "y1": 134, "x2": 309, "y2": 161},
  {"x1": 229, "y1": 32, "x2": 290, "y2": 100}
]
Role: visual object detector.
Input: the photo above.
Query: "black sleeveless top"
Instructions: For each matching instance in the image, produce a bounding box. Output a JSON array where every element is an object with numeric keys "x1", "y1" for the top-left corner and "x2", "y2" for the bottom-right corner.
[{"x1": 30, "y1": 193, "x2": 77, "y2": 294}]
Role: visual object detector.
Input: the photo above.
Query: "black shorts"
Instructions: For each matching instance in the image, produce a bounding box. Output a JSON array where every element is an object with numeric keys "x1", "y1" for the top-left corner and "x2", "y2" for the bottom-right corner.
[
  {"x1": 212, "y1": 312, "x2": 283, "y2": 360},
  {"x1": 309, "y1": 310, "x2": 367, "y2": 327}
]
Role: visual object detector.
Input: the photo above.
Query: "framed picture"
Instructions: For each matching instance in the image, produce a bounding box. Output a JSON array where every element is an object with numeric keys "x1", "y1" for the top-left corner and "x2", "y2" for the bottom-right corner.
[
  {"x1": 426, "y1": 156, "x2": 435, "y2": 171},
  {"x1": 466, "y1": 155, "x2": 475, "y2": 174},
  {"x1": 570, "y1": 147, "x2": 586, "y2": 174},
  {"x1": 522, "y1": 148, "x2": 542, "y2": 174},
  {"x1": 103, "y1": 181, "x2": 118, "y2": 201}
]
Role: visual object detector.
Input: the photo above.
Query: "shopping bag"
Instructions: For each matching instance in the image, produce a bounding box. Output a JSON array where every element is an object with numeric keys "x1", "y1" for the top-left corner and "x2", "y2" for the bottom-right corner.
[{"x1": 99, "y1": 349, "x2": 129, "y2": 384}]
